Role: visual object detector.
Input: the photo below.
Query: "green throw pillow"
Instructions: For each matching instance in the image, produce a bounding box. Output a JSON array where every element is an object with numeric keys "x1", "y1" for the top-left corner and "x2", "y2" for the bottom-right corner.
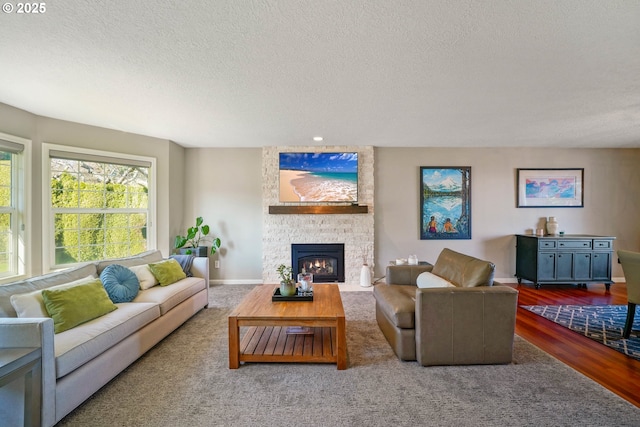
[
  {"x1": 148, "y1": 259, "x2": 187, "y2": 286},
  {"x1": 42, "y1": 279, "x2": 118, "y2": 334}
]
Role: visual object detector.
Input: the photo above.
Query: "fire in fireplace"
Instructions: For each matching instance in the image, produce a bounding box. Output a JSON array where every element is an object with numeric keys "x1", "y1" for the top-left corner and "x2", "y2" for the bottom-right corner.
[
  {"x1": 291, "y1": 243, "x2": 345, "y2": 283},
  {"x1": 300, "y1": 257, "x2": 335, "y2": 276}
]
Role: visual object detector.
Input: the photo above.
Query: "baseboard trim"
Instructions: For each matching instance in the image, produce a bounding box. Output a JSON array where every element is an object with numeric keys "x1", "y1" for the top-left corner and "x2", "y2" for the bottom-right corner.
[
  {"x1": 497, "y1": 277, "x2": 626, "y2": 285},
  {"x1": 209, "y1": 277, "x2": 627, "y2": 286},
  {"x1": 496, "y1": 277, "x2": 518, "y2": 284},
  {"x1": 209, "y1": 279, "x2": 263, "y2": 286}
]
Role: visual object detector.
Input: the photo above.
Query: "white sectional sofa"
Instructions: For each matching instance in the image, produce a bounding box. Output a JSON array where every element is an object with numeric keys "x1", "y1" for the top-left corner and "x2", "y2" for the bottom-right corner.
[{"x1": 0, "y1": 250, "x2": 209, "y2": 427}]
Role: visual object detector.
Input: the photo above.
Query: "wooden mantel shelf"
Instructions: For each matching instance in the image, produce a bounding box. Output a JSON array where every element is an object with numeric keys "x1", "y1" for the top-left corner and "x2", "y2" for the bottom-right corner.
[{"x1": 268, "y1": 205, "x2": 369, "y2": 215}]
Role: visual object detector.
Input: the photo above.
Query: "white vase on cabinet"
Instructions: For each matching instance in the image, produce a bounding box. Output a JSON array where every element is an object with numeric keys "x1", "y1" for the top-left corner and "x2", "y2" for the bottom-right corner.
[{"x1": 546, "y1": 216, "x2": 559, "y2": 236}]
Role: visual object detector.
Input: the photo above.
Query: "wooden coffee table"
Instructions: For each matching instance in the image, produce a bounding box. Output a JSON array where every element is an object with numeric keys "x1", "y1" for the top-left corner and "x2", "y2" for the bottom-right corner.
[{"x1": 228, "y1": 283, "x2": 347, "y2": 369}]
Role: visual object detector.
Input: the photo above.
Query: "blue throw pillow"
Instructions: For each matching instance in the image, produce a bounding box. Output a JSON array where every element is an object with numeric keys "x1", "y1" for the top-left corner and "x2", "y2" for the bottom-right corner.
[
  {"x1": 100, "y1": 264, "x2": 140, "y2": 303},
  {"x1": 169, "y1": 254, "x2": 195, "y2": 277}
]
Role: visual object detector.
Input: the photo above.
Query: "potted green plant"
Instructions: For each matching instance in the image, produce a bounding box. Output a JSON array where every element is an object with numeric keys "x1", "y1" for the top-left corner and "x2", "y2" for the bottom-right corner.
[
  {"x1": 277, "y1": 264, "x2": 296, "y2": 296},
  {"x1": 174, "y1": 216, "x2": 222, "y2": 257}
]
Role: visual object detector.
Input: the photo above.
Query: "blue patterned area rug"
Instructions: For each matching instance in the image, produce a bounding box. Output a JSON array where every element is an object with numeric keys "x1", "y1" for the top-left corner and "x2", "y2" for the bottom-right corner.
[{"x1": 521, "y1": 305, "x2": 640, "y2": 362}]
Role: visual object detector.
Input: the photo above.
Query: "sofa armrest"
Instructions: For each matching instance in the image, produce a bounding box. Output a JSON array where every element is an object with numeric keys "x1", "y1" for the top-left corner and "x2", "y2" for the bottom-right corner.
[
  {"x1": 0, "y1": 318, "x2": 56, "y2": 427},
  {"x1": 190, "y1": 257, "x2": 210, "y2": 282},
  {"x1": 386, "y1": 265, "x2": 433, "y2": 286},
  {"x1": 415, "y1": 286, "x2": 518, "y2": 366}
]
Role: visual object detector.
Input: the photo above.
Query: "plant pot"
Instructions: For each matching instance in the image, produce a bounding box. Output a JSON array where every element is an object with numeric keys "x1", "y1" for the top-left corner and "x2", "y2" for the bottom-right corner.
[
  {"x1": 179, "y1": 246, "x2": 208, "y2": 257},
  {"x1": 279, "y1": 281, "x2": 297, "y2": 297}
]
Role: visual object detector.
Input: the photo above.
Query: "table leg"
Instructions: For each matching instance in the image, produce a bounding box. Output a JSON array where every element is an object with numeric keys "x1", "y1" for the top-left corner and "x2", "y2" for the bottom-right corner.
[
  {"x1": 336, "y1": 315, "x2": 347, "y2": 370},
  {"x1": 228, "y1": 316, "x2": 240, "y2": 369}
]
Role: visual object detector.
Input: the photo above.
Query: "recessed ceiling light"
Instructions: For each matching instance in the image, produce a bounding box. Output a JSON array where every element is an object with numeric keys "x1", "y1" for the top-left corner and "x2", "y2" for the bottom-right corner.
[{"x1": 313, "y1": 136, "x2": 323, "y2": 142}]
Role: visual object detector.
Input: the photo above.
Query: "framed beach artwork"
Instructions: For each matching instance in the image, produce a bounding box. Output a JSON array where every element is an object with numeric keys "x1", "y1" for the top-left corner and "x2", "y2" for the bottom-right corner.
[
  {"x1": 278, "y1": 152, "x2": 358, "y2": 203},
  {"x1": 517, "y1": 168, "x2": 584, "y2": 208},
  {"x1": 420, "y1": 167, "x2": 471, "y2": 240}
]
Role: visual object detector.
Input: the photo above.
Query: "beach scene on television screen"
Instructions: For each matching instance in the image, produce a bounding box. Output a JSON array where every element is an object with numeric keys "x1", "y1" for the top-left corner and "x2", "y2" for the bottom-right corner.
[{"x1": 279, "y1": 153, "x2": 358, "y2": 202}]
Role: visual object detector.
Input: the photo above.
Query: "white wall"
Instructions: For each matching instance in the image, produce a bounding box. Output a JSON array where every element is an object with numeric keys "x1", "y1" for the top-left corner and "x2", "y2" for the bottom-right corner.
[
  {"x1": 3, "y1": 102, "x2": 639, "y2": 283},
  {"x1": 183, "y1": 146, "x2": 640, "y2": 284},
  {"x1": 183, "y1": 148, "x2": 263, "y2": 283},
  {"x1": 168, "y1": 141, "x2": 186, "y2": 244},
  {"x1": 0, "y1": 102, "x2": 185, "y2": 277},
  {"x1": 375, "y1": 147, "x2": 640, "y2": 281}
]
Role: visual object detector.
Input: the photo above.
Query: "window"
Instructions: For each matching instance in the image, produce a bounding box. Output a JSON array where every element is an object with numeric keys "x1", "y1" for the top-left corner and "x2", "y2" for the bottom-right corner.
[
  {"x1": 0, "y1": 133, "x2": 28, "y2": 279},
  {"x1": 44, "y1": 144, "x2": 155, "y2": 269}
]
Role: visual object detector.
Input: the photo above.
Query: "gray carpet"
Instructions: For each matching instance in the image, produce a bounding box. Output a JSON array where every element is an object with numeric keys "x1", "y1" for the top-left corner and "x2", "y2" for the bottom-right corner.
[{"x1": 58, "y1": 285, "x2": 640, "y2": 426}]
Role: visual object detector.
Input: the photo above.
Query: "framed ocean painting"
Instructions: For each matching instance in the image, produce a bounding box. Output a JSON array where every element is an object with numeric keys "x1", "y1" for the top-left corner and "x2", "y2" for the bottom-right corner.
[
  {"x1": 278, "y1": 152, "x2": 358, "y2": 202},
  {"x1": 420, "y1": 167, "x2": 471, "y2": 240},
  {"x1": 517, "y1": 168, "x2": 584, "y2": 208}
]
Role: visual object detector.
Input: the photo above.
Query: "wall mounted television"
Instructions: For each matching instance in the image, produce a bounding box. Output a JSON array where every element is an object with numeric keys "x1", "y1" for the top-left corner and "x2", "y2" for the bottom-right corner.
[{"x1": 279, "y1": 152, "x2": 358, "y2": 203}]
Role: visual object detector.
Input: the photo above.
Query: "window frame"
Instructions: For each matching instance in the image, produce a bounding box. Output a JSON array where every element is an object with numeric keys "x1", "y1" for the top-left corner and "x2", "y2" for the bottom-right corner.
[
  {"x1": 42, "y1": 143, "x2": 156, "y2": 271},
  {"x1": 0, "y1": 132, "x2": 30, "y2": 283}
]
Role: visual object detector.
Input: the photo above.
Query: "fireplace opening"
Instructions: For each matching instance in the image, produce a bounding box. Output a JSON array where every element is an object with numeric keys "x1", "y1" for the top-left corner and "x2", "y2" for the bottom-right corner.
[
  {"x1": 299, "y1": 257, "x2": 336, "y2": 276},
  {"x1": 291, "y1": 243, "x2": 345, "y2": 283}
]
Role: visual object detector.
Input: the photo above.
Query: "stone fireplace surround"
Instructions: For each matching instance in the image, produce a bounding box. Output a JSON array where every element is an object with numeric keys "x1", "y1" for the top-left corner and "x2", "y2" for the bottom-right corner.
[{"x1": 262, "y1": 146, "x2": 374, "y2": 286}]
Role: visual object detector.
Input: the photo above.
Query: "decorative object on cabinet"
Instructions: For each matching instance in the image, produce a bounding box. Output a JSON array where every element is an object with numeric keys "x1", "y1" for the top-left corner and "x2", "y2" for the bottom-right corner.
[
  {"x1": 420, "y1": 167, "x2": 471, "y2": 240},
  {"x1": 516, "y1": 168, "x2": 584, "y2": 208},
  {"x1": 515, "y1": 234, "x2": 615, "y2": 289},
  {"x1": 546, "y1": 216, "x2": 559, "y2": 235}
]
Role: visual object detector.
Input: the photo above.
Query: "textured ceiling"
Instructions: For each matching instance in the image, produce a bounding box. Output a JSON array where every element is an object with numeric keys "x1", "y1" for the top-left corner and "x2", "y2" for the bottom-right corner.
[{"x1": 1, "y1": 1, "x2": 639, "y2": 148}]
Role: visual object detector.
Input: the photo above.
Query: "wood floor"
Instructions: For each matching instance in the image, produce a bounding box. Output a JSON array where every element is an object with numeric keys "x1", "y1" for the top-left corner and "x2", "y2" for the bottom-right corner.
[{"x1": 512, "y1": 281, "x2": 640, "y2": 407}]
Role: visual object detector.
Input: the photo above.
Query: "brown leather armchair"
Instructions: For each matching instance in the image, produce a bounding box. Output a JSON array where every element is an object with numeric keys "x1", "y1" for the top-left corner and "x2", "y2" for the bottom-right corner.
[{"x1": 373, "y1": 249, "x2": 518, "y2": 366}]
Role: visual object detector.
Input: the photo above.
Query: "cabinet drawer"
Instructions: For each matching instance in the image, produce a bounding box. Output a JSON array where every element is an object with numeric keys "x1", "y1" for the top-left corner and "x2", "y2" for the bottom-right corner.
[
  {"x1": 594, "y1": 240, "x2": 612, "y2": 249},
  {"x1": 557, "y1": 240, "x2": 592, "y2": 249},
  {"x1": 538, "y1": 240, "x2": 556, "y2": 249}
]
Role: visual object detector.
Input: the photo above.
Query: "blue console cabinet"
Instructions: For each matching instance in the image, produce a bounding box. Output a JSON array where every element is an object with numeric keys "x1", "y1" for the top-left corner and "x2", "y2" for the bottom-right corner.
[{"x1": 515, "y1": 234, "x2": 615, "y2": 289}]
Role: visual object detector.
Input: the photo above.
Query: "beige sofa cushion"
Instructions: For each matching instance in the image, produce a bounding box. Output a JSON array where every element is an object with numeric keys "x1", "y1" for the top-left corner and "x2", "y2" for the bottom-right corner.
[
  {"x1": 54, "y1": 302, "x2": 160, "y2": 378},
  {"x1": 132, "y1": 277, "x2": 205, "y2": 315},
  {"x1": 128, "y1": 264, "x2": 159, "y2": 290},
  {"x1": 0, "y1": 263, "x2": 98, "y2": 317},
  {"x1": 10, "y1": 275, "x2": 97, "y2": 318},
  {"x1": 431, "y1": 248, "x2": 495, "y2": 287},
  {"x1": 96, "y1": 250, "x2": 163, "y2": 274}
]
